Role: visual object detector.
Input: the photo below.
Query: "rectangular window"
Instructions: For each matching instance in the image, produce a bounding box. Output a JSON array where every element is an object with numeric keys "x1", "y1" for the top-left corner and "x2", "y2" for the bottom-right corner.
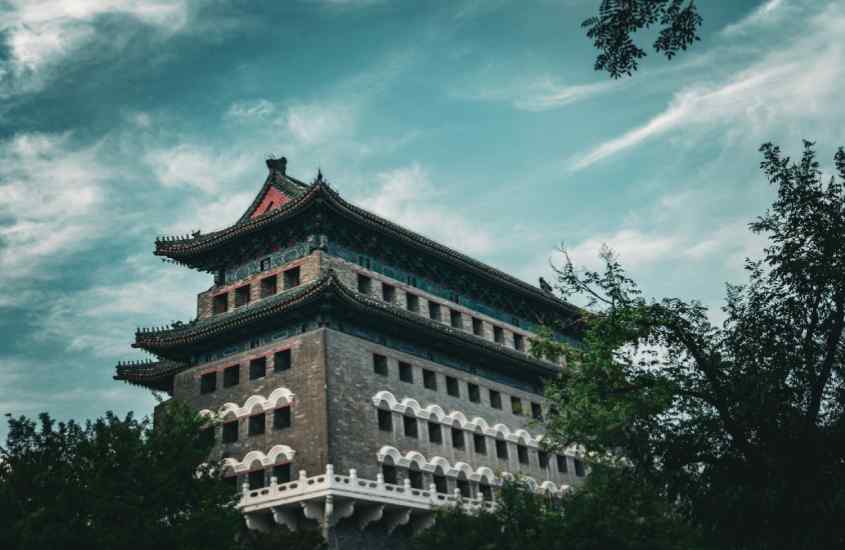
[
  {"x1": 357, "y1": 274, "x2": 372, "y2": 295},
  {"x1": 283, "y1": 267, "x2": 300, "y2": 290},
  {"x1": 434, "y1": 474, "x2": 447, "y2": 494},
  {"x1": 377, "y1": 409, "x2": 393, "y2": 432},
  {"x1": 409, "y1": 469, "x2": 423, "y2": 489},
  {"x1": 451, "y1": 427, "x2": 464, "y2": 450},
  {"x1": 531, "y1": 402, "x2": 543, "y2": 420},
  {"x1": 212, "y1": 293, "x2": 228, "y2": 315},
  {"x1": 428, "y1": 301, "x2": 441, "y2": 321},
  {"x1": 450, "y1": 309, "x2": 462, "y2": 329},
  {"x1": 489, "y1": 390, "x2": 502, "y2": 409},
  {"x1": 235, "y1": 285, "x2": 250, "y2": 307},
  {"x1": 399, "y1": 362, "x2": 413, "y2": 383},
  {"x1": 496, "y1": 440, "x2": 508, "y2": 460},
  {"x1": 274, "y1": 349, "x2": 291, "y2": 372},
  {"x1": 511, "y1": 396, "x2": 523, "y2": 416},
  {"x1": 248, "y1": 413, "x2": 265, "y2": 436},
  {"x1": 556, "y1": 455, "x2": 568, "y2": 473},
  {"x1": 423, "y1": 369, "x2": 437, "y2": 391},
  {"x1": 428, "y1": 422, "x2": 442, "y2": 444},
  {"x1": 403, "y1": 416, "x2": 418, "y2": 438},
  {"x1": 248, "y1": 470, "x2": 265, "y2": 490},
  {"x1": 574, "y1": 459, "x2": 586, "y2": 477},
  {"x1": 382, "y1": 464, "x2": 398, "y2": 485},
  {"x1": 468, "y1": 383, "x2": 480, "y2": 403},
  {"x1": 479, "y1": 483, "x2": 492, "y2": 501},
  {"x1": 222, "y1": 421, "x2": 238, "y2": 443},
  {"x1": 472, "y1": 317, "x2": 483, "y2": 336},
  {"x1": 223, "y1": 365, "x2": 240, "y2": 387},
  {"x1": 457, "y1": 479, "x2": 471, "y2": 498},
  {"x1": 273, "y1": 463, "x2": 291, "y2": 484},
  {"x1": 249, "y1": 357, "x2": 267, "y2": 380},
  {"x1": 494, "y1": 326, "x2": 504, "y2": 344},
  {"x1": 539, "y1": 451, "x2": 549, "y2": 469},
  {"x1": 260, "y1": 275, "x2": 277, "y2": 298},
  {"x1": 513, "y1": 333, "x2": 525, "y2": 351},
  {"x1": 517, "y1": 445, "x2": 529, "y2": 465},
  {"x1": 406, "y1": 293, "x2": 419, "y2": 312},
  {"x1": 273, "y1": 407, "x2": 291, "y2": 430},
  {"x1": 446, "y1": 376, "x2": 459, "y2": 398},
  {"x1": 382, "y1": 284, "x2": 396, "y2": 303},
  {"x1": 200, "y1": 372, "x2": 217, "y2": 394},
  {"x1": 260, "y1": 258, "x2": 271, "y2": 271},
  {"x1": 474, "y1": 433, "x2": 486, "y2": 455},
  {"x1": 373, "y1": 354, "x2": 388, "y2": 376}
]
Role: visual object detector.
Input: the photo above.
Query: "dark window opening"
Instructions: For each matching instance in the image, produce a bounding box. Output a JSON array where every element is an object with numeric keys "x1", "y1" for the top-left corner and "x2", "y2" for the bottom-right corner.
[
  {"x1": 514, "y1": 333, "x2": 525, "y2": 351},
  {"x1": 557, "y1": 455, "x2": 568, "y2": 473},
  {"x1": 382, "y1": 464, "x2": 397, "y2": 485},
  {"x1": 450, "y1": 309, "x2": 462, "y2": 329},
  {"x1": 212, "y1": 293, "x2": 228, "y2": 315},
  {"x1": 399, "y1": 362, "x2": 413, "y2": 383},
  {"x1": 273, "y1": 407, "x2": 291, "y2": 430},
  {"x1": 474, "y1": 433, "x2": 486, "y2": 455},
  {"x1": 531, "y1": 402, "x2": 543, "y2": 420},
  {"x1": 496, "y1": 440, "x2": 508, "y2": 460},
  {"x1": 434, "y1": 474, "x2": 448, "y2": 494},
  {"x1": 468, "y1": 383, "x2": 480, "y2": 403},
  {"x1": 494, "y1": 326, "x2": 504, "y2": 344},
  {"x1": 260, "y1": 258, "x2": 271, "y2": 271},
  {"x1": 283, "y1": 267, "x2": 300, "y2": 289},
  {"x1": 373, "y1": 354, "x2": 388, "y2": 376},
  {"x1": 235, "y1": 285, "x2": 250, "y2": 307},
  {"x1": 423, "y1": 369, "x2": 437, "y2": 391},
  {"x1": 222, "y1": 421, "x2": 238, "y2": 443},
  {"x1": 223, "y1": 365, "x2": 239, "y2": 387},
  {"x1": 200, "y1": 372, "x2": 216, "y2": 394},
  {"x1": 382, "y1": 284, "x2": 396, "y2": 303},
  {"x1": 489, "y1": 390, "x2": 502, "y2": 409},
  {"x1": 511, "y1": 396, "x2": 523, "y2": 416},
  {"x1": 451, "y1": 427, "x2": 464, "y2": 450},
  {"x1": 274, "y1": 349, "x2": 291, "y2": 372},
  {"x1": 539, "y1": 451, "x2": 549, "y2": 469},
  {"x1": 248, "y1": 470, "x2": 265, "y2": 490},
  {"x1": 377, "y1": 409, "x2": 393, "y2": 432},
  {"x1": 446, "y1": 376, "x2": 459, "y2": 398},
  {"x1": 357, "y1": 274, "x2": 372, "y2": 295},
  {"x1": 249, "y1": 357, "x2": 267, "y2": 380},
  {"x1": 260, "y1": 275, "x2": 277, "y2": 298},
  {"x1": 574, "y1": 459, "x2": 586, "y2": 477},
  {"x1": 248, "y1": 413, "x2": 265, "y2": 436},
  {"x1": 517, "y1": 445, "x2": 529, "y2": 465},
  {"x1": 409, "y1": 469, "x2": 423, "y2": 489},
  {"x1": 403, "y1": 416, "x2": 418, "y2": 438},
  {"x1": 273, "y1": 463, "x2": 291, "y2": 484},
  {"x1": 479, "y1": 483, "x2": 492, "y2": 501},
  {"x1": 472, "y1": 317, "x2": 483, "y2": 336},
  {"x1": 457, "y1": 479, "x2": 471, "y2": 498},
  {"x1": 428, "y1": 301, "x2": 441, "y2": 321},
  {"x1": 406, "y1": 293, "x2": 419, "y2": 312},
  {"x1": 428, "y1": 422, "x2": 442, "y2": 444}
]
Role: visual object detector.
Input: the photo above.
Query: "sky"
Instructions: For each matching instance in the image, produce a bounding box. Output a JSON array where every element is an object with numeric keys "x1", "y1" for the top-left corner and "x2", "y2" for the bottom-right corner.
[{"x1": 2, "y1": 0, "x2": 844, "y2": 441}]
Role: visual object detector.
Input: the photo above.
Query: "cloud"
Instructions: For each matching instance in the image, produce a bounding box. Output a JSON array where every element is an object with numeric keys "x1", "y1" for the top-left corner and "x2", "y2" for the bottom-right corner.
[
  {"x1": 567, "y1": 229, "x2": 680, "y2": 271},
  {"x1": 225, "y1": 99, "x2": 276, "y2": 120},
  {"x1": 721, "y1": 0, "x2": 788, "y2": 36},
  {"x1": 355, "y1": 163, "x2": 495, "y2": 256},
  {"x1": 458, "y1": 74, "x2": 619, "y2": 112},
  {"x1": 145, "y1": 144, "x2": 253, "y2": 193},
  {"x1": 571, "y1": 2, "x2": 845, "y2": 170},
  {"x1": 279, "y1": 102, "x2": 356, "y2": 146},
  {"x1": 0, "y1": 133, "x2": 109, "y2": 285}
]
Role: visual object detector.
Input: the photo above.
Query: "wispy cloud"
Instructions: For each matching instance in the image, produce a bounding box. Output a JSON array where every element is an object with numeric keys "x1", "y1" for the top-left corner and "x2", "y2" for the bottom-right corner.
[
  {"x1": 225, "y1": 98, "x2": 276, "y2": 120},
  {"x1": 280, "y1": 102, "x2": 356, "y2": 146},
  {"x1": 721, "y1": 0, "x2": 788, "y2": 35},
  {"x1": 145, "y1": 144, "x2": 253, "y2": 193},
  {"x1": 457, "y1": 74, "x2": 619, "y2": 112}
]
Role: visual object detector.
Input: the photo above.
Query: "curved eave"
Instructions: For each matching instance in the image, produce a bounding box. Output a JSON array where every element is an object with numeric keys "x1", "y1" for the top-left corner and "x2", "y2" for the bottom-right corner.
[
  {"x1": 155, "y1": 181, "x2": 581, "y2": 317},
  {"x1": 113, "y1": 360, "x2": 189, "y2": 393},
  {"x1": 134, "y1": 272, "x2": 561, "y2": 377}
]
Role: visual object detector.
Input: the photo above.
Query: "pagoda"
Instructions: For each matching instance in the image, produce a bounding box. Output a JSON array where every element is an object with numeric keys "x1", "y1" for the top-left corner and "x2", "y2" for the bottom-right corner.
[{"x1": 115, "y1": 157, "x2": 586, "y2": 548}]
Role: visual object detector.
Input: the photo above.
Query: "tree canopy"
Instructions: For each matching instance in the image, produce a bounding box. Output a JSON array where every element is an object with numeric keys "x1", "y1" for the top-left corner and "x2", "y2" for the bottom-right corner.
[{"x1": 533, "y1": 141, "x2": 845, "y2": 549}]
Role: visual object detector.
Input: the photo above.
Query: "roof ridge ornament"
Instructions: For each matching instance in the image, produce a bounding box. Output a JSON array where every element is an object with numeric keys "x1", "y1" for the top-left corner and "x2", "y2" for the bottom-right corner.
[{"x1": 265, "y1": 156, "x2": 287, "y2": 175}]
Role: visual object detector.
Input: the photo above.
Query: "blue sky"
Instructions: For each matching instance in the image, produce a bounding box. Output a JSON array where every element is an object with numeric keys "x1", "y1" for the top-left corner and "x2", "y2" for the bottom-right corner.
[{"x1": 2, "y1": 0, "x2": 844, "y2": 440}]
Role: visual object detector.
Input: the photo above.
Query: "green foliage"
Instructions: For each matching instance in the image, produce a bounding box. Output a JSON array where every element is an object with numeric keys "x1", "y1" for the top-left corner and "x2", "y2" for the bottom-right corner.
[
  {"x1": 583, "y1": 0, "x2": 702, "y2": 78},
  {"x1": 0, "y1": 403, "x2": 324, "y2": 550},
  {"x1": 537, "y1": 141, "x2": 845, "y2": 549},
  {"x1": 412, "y1": 475, "x2": 701, "y2": 550}
]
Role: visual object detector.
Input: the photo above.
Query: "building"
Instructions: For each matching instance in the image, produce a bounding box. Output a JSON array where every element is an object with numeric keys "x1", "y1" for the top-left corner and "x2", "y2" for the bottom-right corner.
[{"x1": 114, "y1": 157, "x2": 586, "y2": 548}]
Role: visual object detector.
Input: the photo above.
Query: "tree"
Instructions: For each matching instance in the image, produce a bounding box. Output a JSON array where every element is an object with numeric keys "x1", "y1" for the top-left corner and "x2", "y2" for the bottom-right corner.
[
  {"x1": 0, "y1": 404, "x2": 325, "y2": 550},
  {"x1": 411, "y1": 474, "x2": 701, "y2": 550},
  {"x1": 583, "y1": 0, "x2": 703, "y2": 78},
  {"x1": 534, "y1": 141, "x2": 845, "y2": 549}
]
